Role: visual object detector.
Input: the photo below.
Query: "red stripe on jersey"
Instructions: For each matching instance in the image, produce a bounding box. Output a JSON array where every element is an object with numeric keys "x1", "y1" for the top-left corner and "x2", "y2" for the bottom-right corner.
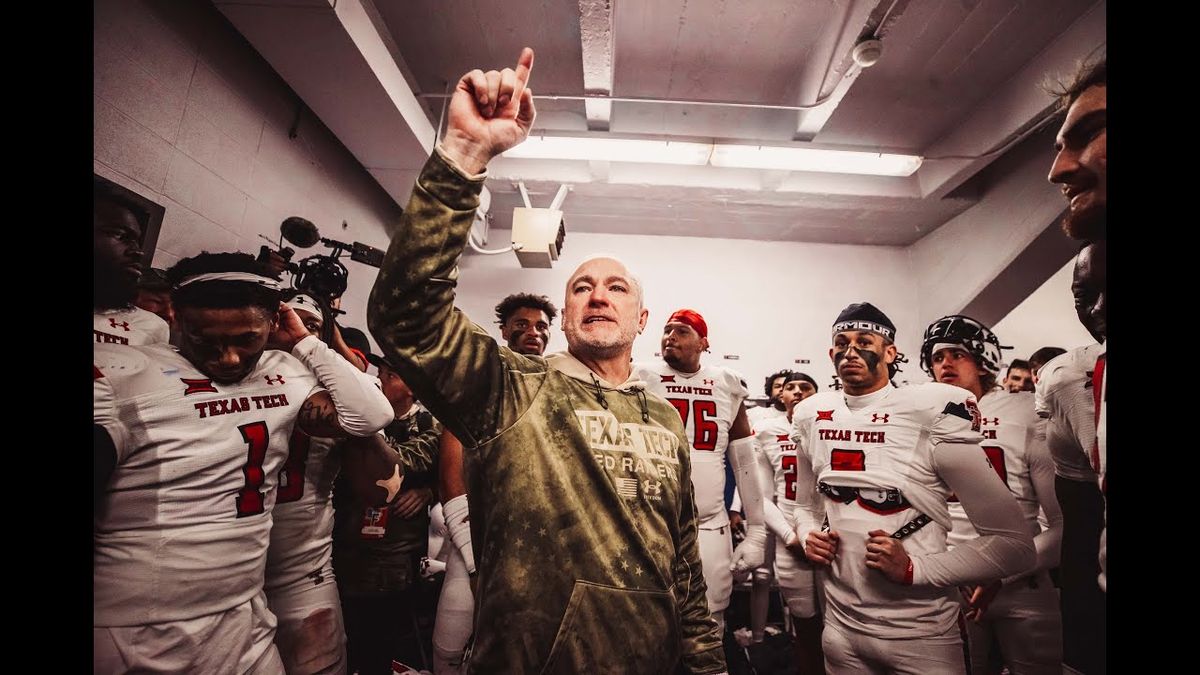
[{"x1": 94, "y1": 365, "x2": 104, "y2": 380}]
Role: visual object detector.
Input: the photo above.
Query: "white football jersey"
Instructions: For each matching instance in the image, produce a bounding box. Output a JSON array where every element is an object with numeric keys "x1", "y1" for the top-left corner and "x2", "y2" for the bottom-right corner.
[
  {"x1": 94, "y1": 342, "x2": 321, "y2": 626},
  {"x1": 790, "y1": 383, "x2": 985, "y2": 638},
  {"x1": 1034, "y1": 344, "x2": 1103, "y2": 482},
  {"x1": 94, "y1": 306, "x2": 169, "y2": 347},
  {"x1": 747, "y1": 404, "x2": 785, "y2": 430},
  {"x1": 634, "y1": 362, "x2": 749, "y2": 525},
  {"x1": 754, "y1": 414, "x2": 815, "y2": 514},
  {"x1": 947, "y1": 389, "x2": 1044, "y2": 548},
  {"x1": 265, "y1": 434, "x2": 342, "y2": 591}
]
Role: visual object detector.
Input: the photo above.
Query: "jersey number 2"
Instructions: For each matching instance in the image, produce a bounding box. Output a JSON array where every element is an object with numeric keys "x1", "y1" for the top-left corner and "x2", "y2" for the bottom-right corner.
[
  {"x1": 781, "y1": 454, "x2": 798, "y2": 500},
  {"x1": 667, "y1": 398, "x2": 719, "y2": 451}
]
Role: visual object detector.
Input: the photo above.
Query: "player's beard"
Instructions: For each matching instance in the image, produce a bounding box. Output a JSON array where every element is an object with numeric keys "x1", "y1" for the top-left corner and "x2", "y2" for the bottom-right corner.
[
  {"x1": 94, "y1": 258, "x2": 138, "y2": 309},
  {"x1": 1061, "y1": 203, "x2": 1105, "y2": 241},
  {"x1": 565, "y1": 320, "x2": 638, "y2": 361}
]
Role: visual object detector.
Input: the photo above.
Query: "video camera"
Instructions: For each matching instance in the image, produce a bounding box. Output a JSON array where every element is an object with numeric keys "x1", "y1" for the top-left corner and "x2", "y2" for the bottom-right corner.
[{"x1": 257, "y1": 216, "x2": 386, "y2": 301}]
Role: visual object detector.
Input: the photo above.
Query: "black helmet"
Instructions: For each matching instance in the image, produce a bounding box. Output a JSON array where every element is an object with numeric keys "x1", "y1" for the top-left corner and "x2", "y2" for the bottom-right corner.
[{"x1": 920, "y1": 315, "x2": 1005, "y2": 378}]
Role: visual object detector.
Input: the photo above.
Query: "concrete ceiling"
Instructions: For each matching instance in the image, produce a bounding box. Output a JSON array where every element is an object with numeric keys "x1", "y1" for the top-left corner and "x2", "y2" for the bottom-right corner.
[{"x1": 214, "y1": 0, "x2": 1104, "y2": 246}]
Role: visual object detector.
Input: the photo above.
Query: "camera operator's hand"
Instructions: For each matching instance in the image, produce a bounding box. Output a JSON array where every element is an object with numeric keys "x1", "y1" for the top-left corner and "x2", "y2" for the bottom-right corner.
[
  {"x1": 256, "y1": 246, "x2": 292, "y2": 278},
  {"x1": 441, "y1": 48, "x2": 536, "y2": 175},
  {"x1": 270, "y1": 302, "x2": 313, "y2": 353}
]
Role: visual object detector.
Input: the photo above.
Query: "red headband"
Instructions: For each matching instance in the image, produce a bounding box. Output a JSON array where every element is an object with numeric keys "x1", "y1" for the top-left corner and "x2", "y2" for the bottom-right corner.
[{"x1": 667, "y1": 309, "x2": 708, "y2": 339}]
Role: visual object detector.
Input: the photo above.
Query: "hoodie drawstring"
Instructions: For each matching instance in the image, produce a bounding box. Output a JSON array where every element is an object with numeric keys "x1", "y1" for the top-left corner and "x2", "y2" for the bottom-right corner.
[
  {"x1": 635, "y1": 387, "x2": 650, "y2": 423},
  {"x1": 589, "y1": 372, "x2": 609, "y2": 409}
]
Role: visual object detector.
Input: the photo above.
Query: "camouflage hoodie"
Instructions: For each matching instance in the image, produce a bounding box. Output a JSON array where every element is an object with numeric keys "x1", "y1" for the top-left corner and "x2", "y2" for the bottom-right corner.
[{"x1": 368, "y1": 149, "x2": 725, "y2": 674}]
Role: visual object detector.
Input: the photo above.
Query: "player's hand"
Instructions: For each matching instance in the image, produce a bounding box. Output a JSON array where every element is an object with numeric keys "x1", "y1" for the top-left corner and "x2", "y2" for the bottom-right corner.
[
  {"x1": 865, "y1": 529, "x2": 911, "y2": 583},
  {"x1": 270, "y1": 302, "x2": 313, "y2": 352},
  {"x1": 805, "y1": 529, "x2": 840, "y2": 565},
  {"x1": 390, "y1": 486, "x2": 434, "y2": 519},
  {"x1": 729, "y1": 511, "x2": 745, "y2": 538},
  {"x1": 964, "y1": 580, "x2": 1003, "y2": 622},
  {"x1": 783, "y1": 530, "x2": 806, "y2": 558},
  {"x1": 731, "y1": 524, "x2": 767, "y2": 573},
  {"x1": 442, "y1": 48, "x2": 537, "y2": 175}
]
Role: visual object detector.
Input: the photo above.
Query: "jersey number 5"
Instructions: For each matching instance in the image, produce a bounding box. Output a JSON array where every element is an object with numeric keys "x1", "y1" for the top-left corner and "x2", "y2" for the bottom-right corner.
[{"x1": 667, "y1": 398, "x2": 719, "y2": 451}]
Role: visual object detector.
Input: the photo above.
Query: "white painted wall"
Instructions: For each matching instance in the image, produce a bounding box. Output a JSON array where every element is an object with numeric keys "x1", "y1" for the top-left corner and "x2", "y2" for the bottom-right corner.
[
  {"x1": 455, "y1": 230, "x2": 926, "y2": 394},
  {"x1": 93, "y1": 0, "x2": 400, "y2": 345},
  {"x1": 908, "y1": 136, "x2": 1066, "y2": 331},
  {"x1": 992, "y1": 259, "x2": 1096, "y2": 365}
]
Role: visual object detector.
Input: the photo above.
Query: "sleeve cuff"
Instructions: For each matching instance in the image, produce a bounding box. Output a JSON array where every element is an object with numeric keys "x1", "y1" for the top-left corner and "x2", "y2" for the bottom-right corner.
[{"x1": 290, "y1": 334, "x2": 322, "y2": 359}]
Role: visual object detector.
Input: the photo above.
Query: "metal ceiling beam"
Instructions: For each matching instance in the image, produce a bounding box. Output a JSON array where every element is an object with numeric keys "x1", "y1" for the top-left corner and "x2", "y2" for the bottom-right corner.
[
  {"x1": 579, "y1": 0, "x2": 615, "y2": 131},
  {"x1": 793, "y1": 0, "x2": 898, "y2": 141}
]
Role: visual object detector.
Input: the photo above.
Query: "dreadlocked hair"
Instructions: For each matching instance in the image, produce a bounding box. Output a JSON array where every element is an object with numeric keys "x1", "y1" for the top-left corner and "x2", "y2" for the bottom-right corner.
[{"x1": 168, "y1": 252, "x2": 281, "y2": 316}]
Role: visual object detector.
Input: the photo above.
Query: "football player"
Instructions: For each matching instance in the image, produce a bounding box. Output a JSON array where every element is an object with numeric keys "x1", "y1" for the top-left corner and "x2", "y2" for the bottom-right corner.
[
  {"x1": 93, "y1": 182, "x2": 169, "y2": 347},
  {"x1": 752, "y1": 371, "x2": 822, "y2": 671},
  {"x1": 634, "y1": 308, "x2": 768, "y2": 632},
  {"x1": 93, "y1": 252, "x2": 397, "y2": 673},
  {"x1": 1035, "y1": 239, "x2": 1107, "y2": 674},
  {"x1": 791, "y1": 302, "x2": 1035, "y2": 674},
  {"x1": 922, "y1": 315, "x2": 1063, "y2": 674}
]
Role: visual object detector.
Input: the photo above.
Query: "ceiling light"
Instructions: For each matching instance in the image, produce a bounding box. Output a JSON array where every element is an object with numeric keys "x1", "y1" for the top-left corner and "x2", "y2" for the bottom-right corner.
[
  {"x1": 500, "y1": 136, "x2": 923, "y2": 177},
  {"x1": 503, "y1": 136, "x2": 711, "y2": 165},
  {"x1": 710, "y1": 144, "x2": 922, "y2": 176}
]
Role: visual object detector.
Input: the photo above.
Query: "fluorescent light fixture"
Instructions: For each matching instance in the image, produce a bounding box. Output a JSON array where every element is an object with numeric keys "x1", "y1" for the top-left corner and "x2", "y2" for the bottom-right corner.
[
  {"x1": 503, "y1": 136, "x2": 711, "y2": 165},
  {"x1": 710, "y1": 144, "x2": 922, "y2": 176},
  {"x1": 501, "y1": 136, "x2": 923, "y2": 176}
]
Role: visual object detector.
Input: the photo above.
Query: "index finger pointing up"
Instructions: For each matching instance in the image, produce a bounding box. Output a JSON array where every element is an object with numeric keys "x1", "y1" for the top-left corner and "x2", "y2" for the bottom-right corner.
[{"x1": 515, "y1": 47, "x2": 535, "y2": 87}]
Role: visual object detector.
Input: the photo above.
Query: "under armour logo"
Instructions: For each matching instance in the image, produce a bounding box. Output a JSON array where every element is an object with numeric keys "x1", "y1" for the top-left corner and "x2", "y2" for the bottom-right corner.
[
  {"x1": 871, "y1": 413, "x2": 889, "y2": 423},
  {"x1": 181, "y1": 378, "x2": 218, "y2": 396},
  {"x1": 816, "y1": 410, "x2": 835, "y2": 422},
  {"x1": 980, "y1": 417, "x2": 1000, "y2": 426},
  {"x1": 643, "y1": 480, "x2": 663, "y2": 497},
  {"x1": 108, "y1": 318, "x2": 130, "y2": 331},
  {"x1": 660, "y1": 375, "x2": 676, "y2": 383},
  {"x1": 265, "y1": 374, "x2": 286, "y2": 385},
  {"x1": 703, "y1": 378, "x2": 715, "y2": 386}
]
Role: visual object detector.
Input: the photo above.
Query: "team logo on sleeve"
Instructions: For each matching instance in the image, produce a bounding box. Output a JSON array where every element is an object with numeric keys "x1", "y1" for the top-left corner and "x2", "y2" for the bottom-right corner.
[
  {"x1": 660, "y1": 375, "x2": 676, "y2": 383},
  {"x1": 964, "y1": 399, "x2": 982, "y2": 431},
  {"x1": 181, "y1": 378, "x2": 218, "y2": 396},
  {"x1": 816, "y1": 410, "x2": 835, "y2": 422}
]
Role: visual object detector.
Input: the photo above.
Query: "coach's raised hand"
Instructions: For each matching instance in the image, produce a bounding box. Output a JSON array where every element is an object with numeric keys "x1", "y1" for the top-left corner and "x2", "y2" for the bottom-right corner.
[{"x1": 441, "y1": 47, "x2": 536, "y2": 175}]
